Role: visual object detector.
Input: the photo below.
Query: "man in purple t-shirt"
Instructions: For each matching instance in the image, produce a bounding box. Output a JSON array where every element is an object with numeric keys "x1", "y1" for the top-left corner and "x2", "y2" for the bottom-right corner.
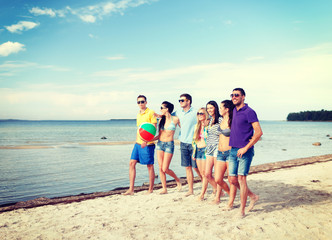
[{"x1": 228, "y1": 88, "x2": 263, "y2": 218}]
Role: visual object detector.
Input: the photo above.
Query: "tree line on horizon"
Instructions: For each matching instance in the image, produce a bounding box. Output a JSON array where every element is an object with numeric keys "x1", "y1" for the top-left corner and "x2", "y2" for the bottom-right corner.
[{"x1": 287, "y1": 110, "x2": 332, "y2": 121}]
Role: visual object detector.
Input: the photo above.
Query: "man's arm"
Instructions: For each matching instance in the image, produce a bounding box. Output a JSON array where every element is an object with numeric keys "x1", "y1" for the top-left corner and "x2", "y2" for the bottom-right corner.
[{"x1": 237, "y1": 121, "x2": 263, "y2": 158}]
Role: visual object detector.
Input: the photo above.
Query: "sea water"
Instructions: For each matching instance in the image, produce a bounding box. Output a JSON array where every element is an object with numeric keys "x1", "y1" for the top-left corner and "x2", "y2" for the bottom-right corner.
[{"x1": 0, "y1": 120, "x2": 331, "y2": 206}]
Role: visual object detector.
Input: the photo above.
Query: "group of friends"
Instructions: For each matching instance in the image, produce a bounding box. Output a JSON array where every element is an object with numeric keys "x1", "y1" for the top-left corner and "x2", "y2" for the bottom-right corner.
[{"x1": 122, "y1": 88, "x2": 263, "y2": 217}]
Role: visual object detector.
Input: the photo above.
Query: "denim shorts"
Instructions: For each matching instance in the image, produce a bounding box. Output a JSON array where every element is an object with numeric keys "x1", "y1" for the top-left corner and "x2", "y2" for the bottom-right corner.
[
  {"x1": 130, "y1": 143, "x2": 155, "y2": 165},
  {"x1": 156, "y1": 140, "x2": 175, "y2": 154},
  {"x1": 228, "y1": 147, "x2": 254, "y2": 176},
  {"x1": 216, "y1": 150, "x2": 230, "y2": 162},
  {"x1": 206, "y1": 144, "x2": 218, "y2": 158},
  {"x1": 196, "y1": 147, "x2": 206, "y2": 160},
  {"x1": 180, "y1": 142, "x2": 198, "y2": 168}
]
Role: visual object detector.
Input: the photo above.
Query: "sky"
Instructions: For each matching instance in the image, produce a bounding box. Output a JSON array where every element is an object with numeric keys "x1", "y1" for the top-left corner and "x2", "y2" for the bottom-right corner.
[{"x1": 1, "y1": 0, "x2": 332, "y2": 121}]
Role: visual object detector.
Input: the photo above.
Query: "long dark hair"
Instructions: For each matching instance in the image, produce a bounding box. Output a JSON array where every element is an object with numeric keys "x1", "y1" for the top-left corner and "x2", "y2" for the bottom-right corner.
[
  {"x1": 159, "y1": 101, "x2": 174, "y2": 131},
  {"x1": 221, "y1": 100, "x2": 235, "y2": 128},
  {"x1": 206, "y1": 100, "x2": 220, "y2": 125}
]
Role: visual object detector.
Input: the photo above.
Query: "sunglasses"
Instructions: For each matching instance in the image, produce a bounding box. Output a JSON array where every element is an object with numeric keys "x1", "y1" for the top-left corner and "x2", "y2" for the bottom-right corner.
[
  {"x1": 197, "y1": 112, "x2": 205, "y2": 116},
  {"x1": 179, "y1": 99, "x2": 186, "y2": 103},
  {"x1": 161, "y1": 106, "x2": 167, "y2": 110},
  {"x1": 137, "y1": 101, "x2": 146, "y2": 104},
  {"x1": 230, "y1": 93, "x2": 241, "y2": 98}
]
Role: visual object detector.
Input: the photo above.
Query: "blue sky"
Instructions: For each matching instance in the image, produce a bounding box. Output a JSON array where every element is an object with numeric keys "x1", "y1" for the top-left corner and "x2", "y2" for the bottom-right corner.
[{"x1": 1, "y1": 0, "x2": 332, "y2": 120}]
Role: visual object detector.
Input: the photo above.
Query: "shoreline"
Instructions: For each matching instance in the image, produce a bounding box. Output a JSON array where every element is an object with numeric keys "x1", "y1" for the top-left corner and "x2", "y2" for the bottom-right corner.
[
  {"x1": 1, "y1": 153, "x2": 331, "y2": 213},
  {"x1": 0, "y1": 140, "x2": 183, "y2": 149}
]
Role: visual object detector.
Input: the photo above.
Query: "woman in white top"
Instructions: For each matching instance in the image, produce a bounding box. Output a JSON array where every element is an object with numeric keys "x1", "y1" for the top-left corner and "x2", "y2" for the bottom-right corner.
[{"x1": 198, "y1": 101, "x2": 221, "y2": 200}]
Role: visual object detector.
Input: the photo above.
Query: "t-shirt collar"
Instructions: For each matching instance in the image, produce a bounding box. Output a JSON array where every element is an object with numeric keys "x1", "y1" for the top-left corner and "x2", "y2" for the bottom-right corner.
[
  {"x1": 236, "y1": 103, "x2": 248, "y2": 112},
  {"x1": 139, "y1": 107, "x2": 149, "y2": 114},
  {"x1": 181, "y1": 106, "x2": 193, "y2": 113}
]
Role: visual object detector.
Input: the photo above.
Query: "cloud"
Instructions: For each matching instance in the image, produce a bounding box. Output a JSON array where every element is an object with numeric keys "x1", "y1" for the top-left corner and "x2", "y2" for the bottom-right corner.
[
  {"x1": 223, "y1": 20, "x2": 233, "y2": 25},
  {"x1": 29, "y1": 0, "x2": 158, "y2": 23},
  {"x1": 1, "y1": 43, "x2": 331, "y2": 120},
  {"x1": 79, "y1": 15, "x2": 96, "y2": 23},
  {"x1": 0, "y1": 42, "x2": 25, "y2": 57},
  {"x1": 0, "y1": 61, "x2": 70, "y2": 75},
  {"x1": 106, "y1": 55, "x2": 126, "y2": 60},
  {"x1": 5, "y1": 21, "x2": 39, "y2": 33},
  {"x1": 29, "y1": 7, "x2": 57, "y2": 17}
]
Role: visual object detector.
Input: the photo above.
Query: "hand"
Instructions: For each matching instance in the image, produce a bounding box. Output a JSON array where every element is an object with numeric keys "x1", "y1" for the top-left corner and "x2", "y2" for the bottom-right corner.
[
  {"x1": 141, "y1": 141, "x2": 147, "y2": 149},
  {"x1": 154, "y1": 113, "x2": 162, "y2": 118},
  {"x1": 192, "y1": 156, "x2": 196, "y2": 161},
  {"x1": 237, "y1": 147, "x2": 248, "y2": 158}
]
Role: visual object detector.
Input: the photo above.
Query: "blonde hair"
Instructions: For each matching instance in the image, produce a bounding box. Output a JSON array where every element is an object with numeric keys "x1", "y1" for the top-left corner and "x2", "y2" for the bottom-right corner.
[{"x1": 194, "y1": 107, "x2": 208, "y2": 142}]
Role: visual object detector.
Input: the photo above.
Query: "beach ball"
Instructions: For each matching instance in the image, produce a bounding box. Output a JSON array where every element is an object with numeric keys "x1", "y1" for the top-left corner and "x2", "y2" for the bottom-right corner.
[{"x1": 138, "y1": 122, "x2": 156, "y2": 142}]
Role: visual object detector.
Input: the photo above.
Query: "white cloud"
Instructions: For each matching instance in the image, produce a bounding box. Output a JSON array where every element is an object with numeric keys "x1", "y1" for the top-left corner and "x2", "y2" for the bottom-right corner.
[
  {"x1": 224, "y1": 20, "x2": 233, "y2": 25},
  {"x1": 0, "y1": 42, "x2": 25, "y2": 57},
  {"x1": 0, "y1": 61, "x2": 70, "y2": 74},
  {"x1": 79, "y1": 15, "x2": 96, "y2": 23},
  {"x1": 89, "y1": 34, "x2": 97, "y2": 39},
  {"x1": 29, "y1": 7, "x2": 57, "y2": 17},
  {"x1": 5, "y1": 21, "x2": 39, "y2": 33},
  {"x1": 106, "y1": 55, "x2": 126, "y2": 60},
  {"x1": 1, "y1": 43, "x2": 331, "y2": 120},
  {"x1": 29, "y1": 0, "x2": 158, "y2": 23}
]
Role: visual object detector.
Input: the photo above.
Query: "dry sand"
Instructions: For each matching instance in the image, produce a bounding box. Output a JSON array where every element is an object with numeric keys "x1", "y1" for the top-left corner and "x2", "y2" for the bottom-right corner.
[{"x1": 1, "y1": 156, "x2": 331, "y2": 240}]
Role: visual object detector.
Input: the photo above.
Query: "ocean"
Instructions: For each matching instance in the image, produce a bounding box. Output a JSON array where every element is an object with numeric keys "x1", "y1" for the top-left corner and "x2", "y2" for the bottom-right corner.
[{"x1": 0, "y1": 120, "x2": 331, "y2": 206}]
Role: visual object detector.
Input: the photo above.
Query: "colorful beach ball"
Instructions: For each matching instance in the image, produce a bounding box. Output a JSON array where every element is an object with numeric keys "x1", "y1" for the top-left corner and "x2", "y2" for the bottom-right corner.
[{"x1": 138, "y1": 122, "x2": 156, "y2": 142}]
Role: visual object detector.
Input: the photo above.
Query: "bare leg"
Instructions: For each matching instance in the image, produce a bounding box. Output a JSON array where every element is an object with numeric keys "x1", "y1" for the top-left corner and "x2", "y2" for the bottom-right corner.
[
  {"x1": 205, "y1": 156, "x2": 217, "y2": 193},
  {"x1": 159, "y1": 151, "x2": 181, "y2": 194},
  {"x1": 157, "y1": 150, "x2": 167, "y2": 194},
  {"x1": 225, "y1": 162, "x2": 236, "y2": 209},
  {"x1": 198, "y1": 176, "x2": 208, "y2": 200},
  {"x1": 197, "y1": 159, "x2": 207, "y2": 200},
  {"x1": 231, "y1": 175, "x2": 258, "y2": 216},
  {"x1": 214, "y1": 160, "x2": 230, "y2": 204},
  {"x1": 185, "y1": 166, "x2": 194, "y2": 196},
  {"x1": 122, "y1": 160, "x2": 137, "y2": 195},
  {"x1": 146, "y1": 164, "x2": 155, "y2": 194},
  {"x1": 193, "y1": 167, "x2": 202, "y2": 181}
]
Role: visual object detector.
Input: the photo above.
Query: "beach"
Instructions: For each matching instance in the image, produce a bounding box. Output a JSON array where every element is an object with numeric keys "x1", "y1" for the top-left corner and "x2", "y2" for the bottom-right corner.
[{"x1": 1, "y1": 155, "x2": 331, "y2": 240}]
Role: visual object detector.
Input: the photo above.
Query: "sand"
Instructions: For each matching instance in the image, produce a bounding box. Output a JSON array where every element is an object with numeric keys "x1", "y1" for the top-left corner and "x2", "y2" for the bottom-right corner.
[{"x1": 1, "y1": 156, "x2": 332, "y2": 240}]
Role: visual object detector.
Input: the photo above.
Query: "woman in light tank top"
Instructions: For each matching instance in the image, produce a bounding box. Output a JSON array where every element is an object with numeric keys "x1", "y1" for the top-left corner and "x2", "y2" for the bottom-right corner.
[
  {"x1": 192, "y1": 107, "x2": 208, "y2": 198},
  {"x1": 213, "y1": 100, "x2": 237, "y2": 209},
  {"x1": 153, "y1": 101, "x2": 182, "y2": 194}
]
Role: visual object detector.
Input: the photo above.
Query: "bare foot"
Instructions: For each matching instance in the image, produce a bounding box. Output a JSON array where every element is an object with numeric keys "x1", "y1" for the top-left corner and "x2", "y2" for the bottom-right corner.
[
  {"x1": 122, "y1": 190, "x2": 134, "y2": 196},
  {"x1": 221, "y1": 205, "x2": 233, "y2": 211},
  {"x1": 144, "y1": 190, "x2": 153, "y2": 195},
  {"x1": 176, "y1": 181, "x2": 182, "y2": 191},
  {"x1": 185, "y1": 191, "x2": 194, "y2": 197},
  {"x1": 159, "y1": 189, "x2": 168, "y2": 195},
  {"x1": 248, "y1": 194, "x2": 259, "y2": 212},
  {"x1": 238, "y1": 211, "x2": 245, "y2": 219},
  {"x1": 197, "y1": 194, "x2": 204, "y2": 201},
  {"x1": 211, "y1": 198, "x2": 220, "y2": 205}
]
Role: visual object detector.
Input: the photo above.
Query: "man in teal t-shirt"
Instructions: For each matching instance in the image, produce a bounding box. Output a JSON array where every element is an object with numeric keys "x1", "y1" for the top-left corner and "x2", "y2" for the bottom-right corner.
[{"x1": 175, "y1": 93, "x2": 201, "y2": 196}]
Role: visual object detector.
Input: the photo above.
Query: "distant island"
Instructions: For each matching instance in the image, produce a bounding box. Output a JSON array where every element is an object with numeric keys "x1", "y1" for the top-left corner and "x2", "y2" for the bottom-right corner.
[{"x1": 287, "y1": 110, "x2": 332, "y2": 121}]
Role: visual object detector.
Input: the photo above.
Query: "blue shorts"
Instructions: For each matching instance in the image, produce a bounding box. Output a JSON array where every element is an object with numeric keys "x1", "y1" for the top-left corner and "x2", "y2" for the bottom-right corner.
[
  {"x1": 196, "y1": 147, "x2": 206, "y2": 161},
  {"x1": 130, "y1": 143, "x2": 155, "y2": 165},
  {"x1": 206, "y1": 144, "x2": 218, "y2": 158},
  {"x1": 156, "y1": 140, "x2": 174, "y2": 154},
  {"x1": 228, "y1": 147, "x2": 254, "y2": 176},
  {"x1": 180, "y1": 142, "x2": 198, "y2": 168},
  {"x1": 216, "y1": 150, "x2": 230, "y2": 162}
]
